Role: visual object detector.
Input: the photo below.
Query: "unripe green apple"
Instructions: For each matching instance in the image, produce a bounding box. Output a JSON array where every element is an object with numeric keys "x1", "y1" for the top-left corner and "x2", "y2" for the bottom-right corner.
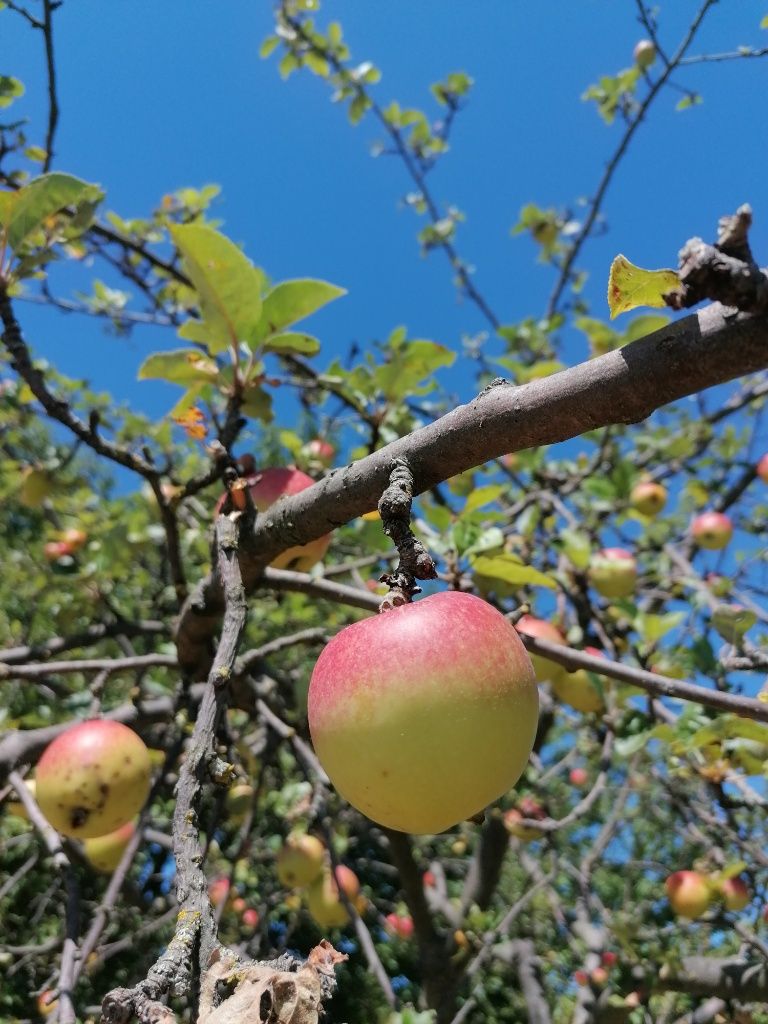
[
  {"x1": 589, "y1": 548, "x2": 637, "y2": 599},
  {"x1": 691, "y1": 511, "x2": 733, "y2": 550},
  {"x1": 217, "y1": 466, "x2": 330, "y2": 571},
  {"x1": 308, "y1": 592, "x2": 538, "y2": 834},
  {"x1": 276, "y1": 833, "x2": 326, "y2": 888},
  {"x1": 630, "y1": 480, "x2": 667, "y2": 517},
  {"x1": 665, "y1": 870, "x2": 712, "y2": 919},
  {"x1": 306, "y1": 865, "x2": 360, "y2": 929},
  {"x1": 633, "y1": 39, "x2": 657, "y2": 68},
  {"x1": 552, "y1": 646, "x2": 606, "y2": 714},
  {"x1": 83, "y1": 820, "x2": 137, "y2": 873},
  {"x1": 36, "y1": 720, "x2": 151, "y2": 839},
  {"x1": 515, "y1": 614, "x2": 567, "y2": 684},
  {"x1": 719, "y1": 876, "x2": 750, "y2": 912}
]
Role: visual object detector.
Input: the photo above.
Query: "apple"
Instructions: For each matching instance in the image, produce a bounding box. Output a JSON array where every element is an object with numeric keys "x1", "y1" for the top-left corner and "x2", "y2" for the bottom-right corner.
[
  {"x1": 691, "y1": 511, "x2": 733, "y2": 551},
  {"x1": 276, "y1": 833, "x2": 326, "y2": 888},
  {"x1": 217, "y1": 466, "x2": 331, "y2": 571},
  {"x1": 60, "y1": 528, "x2": 87, "y2": 551},
  {"x1": 231, "y1": 897, "x2": 247, "y2": 914},
  {"x1": 552, "y1": 647, "x2": 606, "y2": 714},
  {"x1": 504, "y1": 796, "x2": 546, "y2": 842},
  {"x1": 591, "y1": 966, "x2": 609, "y2": 987},
  {"x1": 601, "y1": 951, "x2": 618, "y2": 967},
  {"x1": 665, "y1": 870, "x2": 712, "y2": 919},
  {"x1": 36, "y1": 989, "x2": 58, "y2": 1018},
  {"x1": 241, "y1": 907, "x2": 260, "y2": 930},
  {"x1": 630, "y1": 480, "x2": 667, "y2": 517},
  {"x1": 423, "y1": 870, "x2": 436, "y2": 889},
  {"x1": 7, "y1": 777, "x2": 36, "y2": 820},
  {"x1": 385, "y1": 912, "x2": 414, "y2": 940},
  {"x1": 589, "y1": 548, "x2": 637, "y2": 599},
  {"x1": 225, "y1": 783, "x2": 254, "y2": 823},
  {"x1": 19, "y1": 466, "x2": 52, "y2": 508},
  {"x1": 719, "y1": 876, "x2": 750, "y2": 912},
  {"x1": 633, "y1": 39, "x2": 657, "y2": 68},
  {"x1": 36, "y1": 720, "x2": 151, "y2": 839},
  {"x1": 305, "y1": 438, "x2": 335, "y2": 466},
  {"x1": 83, "y1": 820, "x2": 136, "y2": 873},
  {"x1": 306, "y1": 865, "x2": 360, "y2": 929},
  {"x1": 209, "y1": 877, "x2": 232, "y2": 908},
  {"x1": 574, "y1": 970, "x2": 589, "y2": 987},
  {"x1": 569, "y1": 767, "x2": 588, "y2": 787},
  {"x1": 308, "y1": 591, "x2": 538, "y2": 834},
  {"x1": 757, "y1": 454, "x2": 768, "y2": 483},
  {"x1": 44, "y1": 540, "x2": 74, "y2": 561},
  {"x1": 515, "y1": 614, "x2": 568, "y2": 684}
]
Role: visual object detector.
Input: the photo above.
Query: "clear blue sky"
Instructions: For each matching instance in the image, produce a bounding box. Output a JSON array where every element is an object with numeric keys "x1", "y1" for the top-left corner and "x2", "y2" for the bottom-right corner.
[{"x1": 4, "y1": 1, "x2": 767, "y2": 423}]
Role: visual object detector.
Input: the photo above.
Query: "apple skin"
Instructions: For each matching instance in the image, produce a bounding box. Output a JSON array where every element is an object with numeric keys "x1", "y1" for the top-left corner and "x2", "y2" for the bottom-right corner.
[
  {"x1": 665, "y1": 870, "x2": 712, "y2": 919},
  {"x1": 515, "y1": 614, "x2": 567, "y2": 684},
  {"x1": 83, "y1": 820, "x2": 136, "y2": 873},
  {"x1": 720, "y1": 876, "x2": 750, "y2": 912},
  {"x1": 209, "y1": 877, "x2": 232, "y2": 909},
  {"x1": 589, "y1": 548, "x2": 637, "y2": 599},
  {"x1": 552, "y1": 647, "x2": 606, "y2": 714},
  {"x1": 691, "y1": 511, "x2": 733, "y2": 551},
  {"x1": 757, "y1": 454, "x2": 768, "y2": 483},
  {"x1": 385, "y1": 912, "x2": 414, "y2": 939},
  {"x1": 36, "y1": 720, "x2": 151, "y2": 839},
  {"x1": 569, "y1": 767, "x2": 588, "y2": 787},
  {"x1": 36, "y1": 989, "x2": 59, "y2": 1018},
  {"x1": 306, "y1": 439, "x2": 335, "y2": 465},
  {"x1": 7, "y1": 777, "x2": 36, "y2": 819},
  {"x1": 306, "y1": 865, "x2": 361, "y2": 929},
  {"x1": 217, "y1": 466, "x2": 330, "y2": 571},
  {"x1": 241, "y1": 907, "x2": 260, "y2": 930},
  {"x1": 504, "y1": 797, "x2": 546, "y2": 842},
  {"x1": 44, "y1": 540, "x2": 74, "y2": 561},
  {"x1": 633, "y1": 39, "x2": 657, "y2": 68},
  {"x1": 308, "y1": 591, "x2": 538, "y2": 834},
  {"x1": 630, "y1": 480, "x2": 667, "y2": 517},
  {"x1": 276, "y1": 833, "x2": 326, "y2": 888}
]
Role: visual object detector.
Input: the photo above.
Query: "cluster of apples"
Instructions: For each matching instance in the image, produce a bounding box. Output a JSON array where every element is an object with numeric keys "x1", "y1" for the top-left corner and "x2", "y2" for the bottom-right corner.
[
  {"x1": 516, "y1": 614, "x2": 608, "y2": 714},
  {"x1": 43, "y1": 527, "x2": 88, "y2": 563},
  {"x1": 665, "y1": 870, "x2": 751, "y2": 919},
  {"x1": 276, "y1": 832, "x2": 363, "y2": 929},
  {"x1": 10, "y1": 720, "x2": 151, "y2": 874},
  {"x1": 208, "y1": 876, "x2": 260, "y2": 933}
]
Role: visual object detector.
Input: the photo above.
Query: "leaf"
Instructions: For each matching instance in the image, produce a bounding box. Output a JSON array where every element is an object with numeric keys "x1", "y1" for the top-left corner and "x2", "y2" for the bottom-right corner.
[
  {"x1": 256, "y1": 279, "x2": 345, "y2": 342},
  {"x1": 560, "y1": 528, "x2": 592, "y2": 570},
  {"x1": 0, "y1": 190, "x2": 19, "y2": 228},
  {"x1": 463, "y1": 485, "x2": 505, "y2": 515},
  {"x1": 7, "y1": 173, "x2": 102, "y2": 251},
  {"x1": 262, "y1": 331, "x2": 321, "y2": 357},
  {"x1": 471, "y1": 553, "x2": 557, "y2": 590},
  {"x1": 172, "y1": 405, "x2": 208, "y2": 440},
  {"x1": 607, "y1": 255, "x2": 680, "y2": 319},
  {"x1": 137, "y1": 349, "x2": 219, "y2": 386},
  {"x1": 0, "y1": 74, "x2": 24, "y2": 109},
  {"x1": 634, "y1": 612, "x2": 686, "y2": 643},
  {"x1": 241, "y1": 384, "x2": 274, "y2": 422},
  {"x1": 711, "y1": 604, "x2": 756, "y2": 643},
  {"x1": 170, "y1": 223, "x2": 264, "y2": 354}
]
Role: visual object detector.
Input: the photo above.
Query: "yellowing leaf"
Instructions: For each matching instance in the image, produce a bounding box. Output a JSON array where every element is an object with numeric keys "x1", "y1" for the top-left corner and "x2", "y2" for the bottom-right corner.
[
  {"x1": 607, "y1": 255, "x2": 679, "y2": 319},
  {"x1": 172, "y1": 405, "x2": 208, "y2": 440}
]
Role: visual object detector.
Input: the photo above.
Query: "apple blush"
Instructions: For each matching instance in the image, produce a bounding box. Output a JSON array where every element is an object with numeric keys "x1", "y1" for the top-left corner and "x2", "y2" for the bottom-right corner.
[{"x1": 308, "y1": 591, "x2": 539, "y2": 834}]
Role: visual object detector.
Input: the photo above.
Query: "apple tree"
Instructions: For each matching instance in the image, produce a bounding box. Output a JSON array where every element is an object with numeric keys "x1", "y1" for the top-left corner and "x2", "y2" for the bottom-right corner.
[{"x1": 2, "y1": 2, "x2": 768, "y2": 1023}]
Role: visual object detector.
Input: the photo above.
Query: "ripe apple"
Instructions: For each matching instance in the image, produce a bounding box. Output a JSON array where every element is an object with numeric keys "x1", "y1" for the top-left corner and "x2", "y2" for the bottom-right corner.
[
  {"x1": 515, "y1": 614, "x2": 568, "y2": 684},
  {"x1": 569, "y1": 767, "x2": 588, "y2": 787},
  {"x1": 306, "y1": 865, "x2": 360, "y2": 929},
  {"x1": 691, "y1": 511, "x2": 733, "y2": 551},
  {"x1": 305, "y1": 438, "x2": 335, "y2": 465},
  {"x1": 276, "y1": 833, "x2": 326, "y2": 888},
  {"x1": 423, "y1": 870, "x2": 436, "y2": 889},
  {"x1": 630, "y1": 480, "x2": 667, "y2": 517},
  {"x1": 60, "y1": 528, "x2": 87, "y2": 551},
  {"x1": 552, "y1": 647, "x2": 606, "y2": 714},
  {"x1": 589, "y1": 548, "x2": 637, "y2": 599},
  {"x1": 385, "y1": 912, "x2": 414, "y2": 940},
  {"x1": 44, "y1": 540, "x2": 74, "y2": 561},
  {"x1": 36, "y1": 989, "x2": 58, "y2": 1018},
  {"x1": 217, "y1": 466, "x2": 330, "y2": 571},
  {"x1": 241, "y1": 907, "x2": 260, "y2": 930},
  {"x1": 209, "y1": 877, "x2": 232, "y2": 909},
  {"x1": 633, "y1": 39, "x2": 657, "y2": 68},
  {"x1": 719, "y1": 876, "x2": 750, "y2": 912},
  {"x1": 590, "y1": 966, "x2": 609, "y2": 987},
  {"x1": 308, "y1": 591, "x2": 539, "y2": 834},
  {"x1": 601, "y1": 951, "x2": 618, "y2": 967},
  {"x1": 665, "y1": 870, "x2": 712, "y2": 919},
  {"x1": 757, "y1": 454, "x2": 768, "y2": 483},
  {"x1": 83, "y1": 820, "x2": 136, "y2": 873},
  {"x1": 36, "y1": 720, "x2": 151, "y2": 839}
]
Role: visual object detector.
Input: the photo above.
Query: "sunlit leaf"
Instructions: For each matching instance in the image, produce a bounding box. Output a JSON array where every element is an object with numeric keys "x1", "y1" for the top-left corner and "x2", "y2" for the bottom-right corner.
[
  {"x1": 0, "y1": 74, "x2": 23, "y2": 108},
  {"x1": 256, "y1": 279, "x2": 345, "y2": 342},
  {"x1": 262, "y1": 331, "x2": 322, "y2": 357},
  {"x1": 607, "y1": 254, "x2": 679, "y2": 319},
  {"x1": 7, "y1": 173, "x2": 102, "y2": 252},
  {"x1": 137, "y1": 349, "x2": 219, "y2": 386},
  {"x1": 471, "y1": 553, "x2": 557, "y2": 590}
]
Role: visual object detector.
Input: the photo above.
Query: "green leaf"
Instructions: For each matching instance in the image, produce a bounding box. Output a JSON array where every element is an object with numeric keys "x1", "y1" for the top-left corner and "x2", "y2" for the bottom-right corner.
[
  {"x1": 471, "y1": 553, "x2": 557, "y2": 590},
  {"x1": 241, "y1": 384, "x2": 273, "y2": 422},
  {"x1": 634, "y1": 612, "x2": 686, "y2": 644},
  {"x1": 259, "y1": 35, "x2": 280, "y2": 59},
  {"x1": 463, "y1": 484, "x2": 505, "y2": 515},
  {"x1": 0, "y1": 190, "x2": 18, "y2": 228},
  {"x1": 7, "y1": 173, "x2": 102, "y2": 252},
  {"x1": 676, "y1": 93, "x2": 703, "y2": 112},
  {"x1": 711, "y1": 604, "x2": 756, "y2": 644},
  {"x1": 0, "y1": 74, "x2": 23, "y2": 108},
  {"x1": 256, "y1": 279, "x2": 345, "y2": 342},
  {"x1": 137, "y1": 349, "x2": 220, "y2": 386},
  {"x1": 607, "y1": 255, "x2": 679, "y2": 319},
  {"x1": 262, "y1": 331, "x2": 321, "y2": 356},
  {"x1": 170, "y1": 223, "x2": 264, "y2": 354}
]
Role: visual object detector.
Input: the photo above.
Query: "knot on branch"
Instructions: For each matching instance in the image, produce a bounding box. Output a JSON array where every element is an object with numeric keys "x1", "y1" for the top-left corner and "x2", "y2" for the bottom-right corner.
[
  {"x1": 377, "y1": 459, "x2": 437, "y2": 612},
  {"x1": 664, "y1": 204, "x2": 768, "y2": 314}
]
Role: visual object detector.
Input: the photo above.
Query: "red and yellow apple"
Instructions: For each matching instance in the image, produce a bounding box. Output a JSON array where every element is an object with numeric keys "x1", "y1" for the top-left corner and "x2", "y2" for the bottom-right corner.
[
  {"x1": 630, "y1": 480, "x2": 667, "y2": 517},
  {"x1": 665, "y1": 870, "x2": 712, "y2": 919},
  {"x1": 504, "y1": 796, "x2": 547, "y2": 842},
  {"x1": 308, "y1": 591, "x2": 539, "y2": 834},
  {"x1": 515, "y1": 614, "x2": 567, "y2": 684},
  {"x1": 306, "y1": 865, "x2": 361, "y2": 929},
  {"x1": 276, "y1": 833, "x2": 326, "y2": 888},
  {"x1": 691, "y1": 511, "x2": 733, "y2": 551},
  {"x1": 719, "y1": 876, "x2": 750, "y2": 912},
  {"x1": 83, "y1": 820, "x2": 136, "y2": 873},
  {"x1": 36, "y1": 989, "x2": 58, "y2": 1018},
  {"x1": 552, "y1": 647, "x2": 606, "y2": 714},
  {"x1": 217, "y1": 466, "x2": 330, "y2": 571},
  {"x1": 305, "y1": 438, "x2": 335, "y2": 466},
  {"x1": 589, "y1": 548, "x2": 637, "y2": 599},
  {"x1": 36, "y1": 720, "x2": 151, "y2": 839}
]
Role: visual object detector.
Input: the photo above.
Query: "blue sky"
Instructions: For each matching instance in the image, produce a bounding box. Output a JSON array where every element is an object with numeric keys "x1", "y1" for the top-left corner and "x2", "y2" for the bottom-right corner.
[{"x1": 4, "y1": 1, "x2": 768, "y2": 426}]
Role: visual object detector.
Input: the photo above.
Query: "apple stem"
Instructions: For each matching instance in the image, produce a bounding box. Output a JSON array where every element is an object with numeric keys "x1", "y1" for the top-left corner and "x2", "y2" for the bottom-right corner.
[{"x1": 377, "y1": 458, "x2": 437, "y2": 612}]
